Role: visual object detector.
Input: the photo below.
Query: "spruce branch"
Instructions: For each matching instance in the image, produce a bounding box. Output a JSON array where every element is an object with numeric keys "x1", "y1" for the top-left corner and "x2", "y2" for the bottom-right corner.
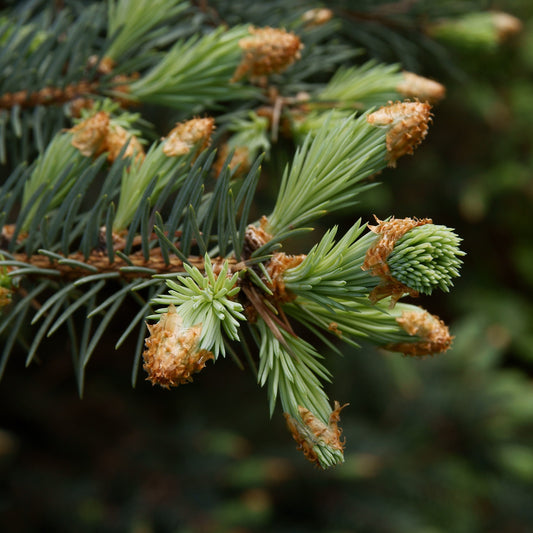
[
  {"x1": 265, "y1": 112, "x2": 387, "y2": 236},
  {"x1": 0, "y1": 0, "x2": 491, "y2": 472},
  {"x1": 265, "y1": 101, "x2": 433, "y2": 236},
  {"x1": 282, "y1": 217, "x2": 464, "y2": 306}
]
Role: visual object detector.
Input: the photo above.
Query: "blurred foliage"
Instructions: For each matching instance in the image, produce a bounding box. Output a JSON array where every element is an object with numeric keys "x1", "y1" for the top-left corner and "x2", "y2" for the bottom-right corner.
[{"x1": 1, "y1": 0, "x2": 533, "y2": 532}]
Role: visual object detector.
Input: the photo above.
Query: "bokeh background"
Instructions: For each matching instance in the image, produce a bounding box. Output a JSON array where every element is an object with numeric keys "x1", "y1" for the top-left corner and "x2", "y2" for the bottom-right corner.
[{"x1": 1, "y1": 1, "x2": 533, "y2": 532}]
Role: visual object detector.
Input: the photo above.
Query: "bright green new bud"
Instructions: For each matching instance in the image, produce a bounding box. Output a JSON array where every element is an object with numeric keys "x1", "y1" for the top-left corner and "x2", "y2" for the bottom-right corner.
[
  {"x1": 150, "y1": 256, "x2": 245, "y2": 358},
  {"x1": 387, "y1": 223, "x2": 465, "y2": 294},
  {"x1": 362, "y1": 217, "x2": 465, "y2": 302}
]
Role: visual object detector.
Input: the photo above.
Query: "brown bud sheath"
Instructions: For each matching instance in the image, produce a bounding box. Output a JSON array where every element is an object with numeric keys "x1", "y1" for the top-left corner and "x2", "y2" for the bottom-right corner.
[
  {"x1": 397, "y1": 72, "x2": 446, "y2": 104},
  {"x1": 105, "y1": 124, "x2": 145, "y2": 163},
  {"x1": 301, "y1": 8, "x2": 333, "y2": 27},
  {"x1": 362, "y1": 217, "x2": 432, "y2": 304},
  {"x1": 213, "y1": 144, "x2": 251, "y2": 178},
  {"x1": 284, "y1": 401, "x2": 348, "y2": 467},
  {"x1": 242, "y1": 216, "x2": 273, "y2": 259},
  {"x1": 232, "y1": 26, "x2": 303, "y2": 82},
  {"x1": 367, "y1": 101, "x2": 432, "y2": 167},
  {"x1": 0, "y1": 287, "x2": 12, "y2": 307},
  {"x1": 69, "y1": 111, "x2": 110, "y2": 157},
  {"x1": 386, "y1": 309, "x2": 453, "y2": 356},
  {"x1": 266, "y1": 252, "x2": 306, "y2": 303},
  {"x1": 143, "y1": 305, "x2": 214, "y2": 388},
  {"x1": 492, "y1": 12, "x2": 523, "y2": 41},
  {"x1": 163, "y1": 117, "x2": 215, "y2": 157},
  {"x1": 69, "y1": 111, "x2": 144, "y2": 162}
]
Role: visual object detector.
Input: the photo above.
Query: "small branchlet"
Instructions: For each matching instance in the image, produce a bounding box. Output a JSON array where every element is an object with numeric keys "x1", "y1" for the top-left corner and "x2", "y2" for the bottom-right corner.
[
  {"x1": 105, "y1": 0, "x2": 187, "y2": 63},
  {"x1": 427, "y1": 11, "x2": 522, "y2": 49},
  {"x1": 127, "y1": 26, "x2": 255, "y2": 108},
  {"x1": 315, "y1": 60, "x2": 402, "y2": 110},
  {"x1": 285, "y1": 401, "x2": 348, "y2": 469},
  {"x1": 282, "y1": 217, "x2": 464, "y2": 307},
  {"x1": 285, "y1": 298, "x2": 453, "y2": 357},
  {"x1": 113, "y1": 116, "x2": 214, "y2": 231},
  {"x1": 312, "y1": 61, "x2": 445, "y2": 113},
  {"x1": 282, "y1": 221, "x2": 374, "y2": 307}
]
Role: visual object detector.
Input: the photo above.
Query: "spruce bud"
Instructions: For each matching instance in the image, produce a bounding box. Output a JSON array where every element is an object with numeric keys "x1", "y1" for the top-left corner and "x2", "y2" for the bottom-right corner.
[
  {"x1": 367, "y1": 101, "x2": 432, "y2": 167},
  {"x1": 284, "y1": 401, "x2": 348, "y2": 469},
  {"x1": 232, "y1": 26, "x2": 303, "y2": 82},
  {"x1": 363, "y1": 217, "x2": 464, "y2": 304},
  {"x1": 69, "y1": 111, "x2": 110, "y2": 157},
  {"x1": 163, "y1": 117, "x2": 215, "y2": 157},
  {"x1": 143, "y1": 304, "x2": 214, "y2": 388},
  {"x1": 397, "y1": 72, "x2": 446, "y2": 104},
  {"x1": 386, "y1": 308, "x2": 453, "y2": 356}
]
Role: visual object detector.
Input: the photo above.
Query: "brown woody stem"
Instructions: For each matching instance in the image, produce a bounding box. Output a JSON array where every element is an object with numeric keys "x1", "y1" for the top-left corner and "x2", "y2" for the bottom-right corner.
[
  {"x1": 0, "y1": 73, "x2": 136, "y2": 111},
  {"x1": 0, "y1": 81, "x2": 100, "y2": 110},
  {"x1": 9, "y1": 249, "x2": 235, "y2": 282}
]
